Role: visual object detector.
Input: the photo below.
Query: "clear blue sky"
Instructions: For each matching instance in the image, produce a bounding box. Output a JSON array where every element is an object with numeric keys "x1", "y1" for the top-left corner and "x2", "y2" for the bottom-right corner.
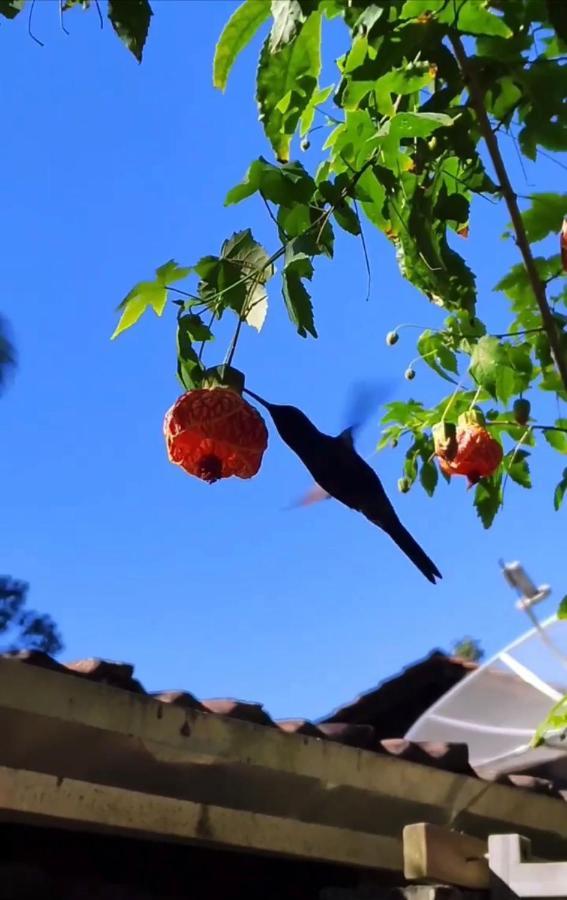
[{"x1": 1, "y1": 1, "x2": 564, "y2": 721}]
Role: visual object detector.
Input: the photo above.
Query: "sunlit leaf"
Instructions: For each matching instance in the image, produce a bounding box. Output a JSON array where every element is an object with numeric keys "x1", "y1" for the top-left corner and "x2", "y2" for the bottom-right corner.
[
  {"x1": 257, "y1": 11, "x2": 322, "y2": 162},
  {"x1": 544, "y1": 421, "x2": 567, "y2": 454},
  {"x1": 519, "y1": 193, "x2": 567, "y2": 244},
  {"x1": 112, "y1": 281, "x2": 167, "y2": 339},
  {"x1": 213, "y1": 0, "x2": 270, "y2": 91}
]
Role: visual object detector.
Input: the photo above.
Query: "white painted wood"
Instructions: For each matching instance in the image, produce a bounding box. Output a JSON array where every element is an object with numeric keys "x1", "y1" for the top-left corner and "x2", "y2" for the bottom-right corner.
[{"x1": 489, "y1": 834, "x2": 567, "y2": 898}]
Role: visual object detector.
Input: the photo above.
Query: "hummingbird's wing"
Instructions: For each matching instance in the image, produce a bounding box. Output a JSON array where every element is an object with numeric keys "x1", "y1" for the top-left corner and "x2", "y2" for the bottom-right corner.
[{"x1": 292, "y1": 380, "x2": 391, "y2": 509}]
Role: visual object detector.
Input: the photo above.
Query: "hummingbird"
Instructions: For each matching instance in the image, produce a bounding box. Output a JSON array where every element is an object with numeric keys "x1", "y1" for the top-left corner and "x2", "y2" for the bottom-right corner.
[{"x1": 243, "y1": 387, "x2": 442, "y2": 584}]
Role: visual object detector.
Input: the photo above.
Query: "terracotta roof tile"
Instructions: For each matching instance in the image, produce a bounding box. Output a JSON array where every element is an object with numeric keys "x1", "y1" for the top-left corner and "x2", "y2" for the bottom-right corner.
[{"x1": 0, "y1": 650, "x2": 560, "y2": 800}]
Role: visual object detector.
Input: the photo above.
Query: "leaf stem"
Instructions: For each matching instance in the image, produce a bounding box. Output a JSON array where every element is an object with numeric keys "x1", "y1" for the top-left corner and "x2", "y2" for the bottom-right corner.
[{"x1": 449, "y1": 32, "x2": 567, "y2": 395}]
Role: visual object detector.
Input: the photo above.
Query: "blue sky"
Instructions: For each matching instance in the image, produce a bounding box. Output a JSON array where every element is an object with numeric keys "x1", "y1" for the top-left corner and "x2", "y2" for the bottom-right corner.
[{"x1": 1, "y1": 0, "x2": 565, "y2": 721}]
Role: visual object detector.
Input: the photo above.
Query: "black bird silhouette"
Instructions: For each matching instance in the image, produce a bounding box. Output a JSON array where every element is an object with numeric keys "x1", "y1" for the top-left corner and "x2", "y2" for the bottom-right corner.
[{"x1": 244, "y1": 387, "x2": 442, "y2": 584}]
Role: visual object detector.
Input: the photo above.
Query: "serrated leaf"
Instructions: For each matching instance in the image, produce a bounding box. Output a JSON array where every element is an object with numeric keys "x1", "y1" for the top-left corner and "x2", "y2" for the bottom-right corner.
[
  {"x1": 504, "y1": 449, "x2": 531, "y2": 488},
  {"x1": 257, "y1": 11, "x2": 321, "y2": 162},
  {"x1": 417, "y1": 329, "x2": 459, "y2": 384},
  {"x1": 554, "y1": 469, "x2": 567, "y2": 510},
  {"x1": 420, "y1": 459, "x2": 438, "y2": 497},
  {"x1": 270, "y1": 0, "x2": 307, "y2": 51},
  {"x1": 245, "y1": 281, "x2": 269, "y2": 331},
  {"x1": 213, "y1": 0, "x2": 270, "y2": 91},
  {"x1": 112, "y1": 281, "x2": 166, "y2": 340},
  {"x1": 155, "y1": 260, "x2": 191, "y2": 285},
  {"x1": 558, "y1": 595, "x2": 567, "y2": 619},
  {"x1": 226, "y1": 157, "x2": 316, "y2": 207},
  {"x1": 282, "y1": 242, "x2": 316, "y2": 337},
  {"x1": 198, "y1": 230, "x2": 273, "y2": 319},
  {"x1": 107, "y1": 0, "x2": 152, "y2": 62},
  {"x1": 519, "y1": 193, "x2": 567, "y2": 244},
  {"x1": 474, "y1": 473, "x2": 503, "y2": 528},
  {"x1": 469, "y1": 336, "x2": 505, "y2": 399},
  {"x1": 545, "y1": 421, "x2": 567, "y2": 453},
  {"x1": 0, "y1": 0, "x2": 25, "y2": 17}
]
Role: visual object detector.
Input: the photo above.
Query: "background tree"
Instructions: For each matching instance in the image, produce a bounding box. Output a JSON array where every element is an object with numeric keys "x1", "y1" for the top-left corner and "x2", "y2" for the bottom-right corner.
[
  {"x1": 0, "y1": 577, "x2": 63, "y2": 655},
  {"x1": 452, "y1": 636, "x2": 484, "y2": 662}
]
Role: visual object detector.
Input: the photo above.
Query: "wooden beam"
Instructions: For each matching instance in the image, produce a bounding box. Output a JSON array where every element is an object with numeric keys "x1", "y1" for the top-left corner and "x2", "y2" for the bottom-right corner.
[
  {"x1": 0, "y1": 765, "x2": 400, "y2": 870},
  {"x1": 403, "y1": 823, "x2": 489, "y2": 889}
]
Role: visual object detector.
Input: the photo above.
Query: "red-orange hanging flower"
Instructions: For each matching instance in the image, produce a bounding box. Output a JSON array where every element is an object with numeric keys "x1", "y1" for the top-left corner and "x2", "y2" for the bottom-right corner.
[
  {"x1": 434, "y1": 410, "x2": 502, "y2": 487},
  {"x1": 164, "y1": 386, "x2": 268, "y2": 484}
]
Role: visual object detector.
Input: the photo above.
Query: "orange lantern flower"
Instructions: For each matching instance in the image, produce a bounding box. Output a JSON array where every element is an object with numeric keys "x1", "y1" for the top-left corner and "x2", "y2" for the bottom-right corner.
[
  {"x1": 434, "y1": 410, "x2": 502, "y2": 487},
  {"x1": 164, "y1": 372, "x2": 268, "y2": 483}
]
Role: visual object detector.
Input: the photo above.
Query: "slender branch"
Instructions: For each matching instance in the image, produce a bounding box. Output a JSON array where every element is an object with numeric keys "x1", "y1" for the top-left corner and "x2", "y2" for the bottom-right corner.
[
  {"x1": 495, "y1": 423, "x2": 567, "y2": 435},
  {"x1": 225, "y1": 315, "x2": 244, "y2": 368},
  {"x1": 449, "y1": 32, "x2": 567, "y2": 395}
]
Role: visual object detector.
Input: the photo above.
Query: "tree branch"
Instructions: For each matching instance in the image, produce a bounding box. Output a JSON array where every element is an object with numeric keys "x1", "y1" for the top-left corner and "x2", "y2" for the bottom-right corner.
[{"x1": 449, "y1": 32, "x2": 567, "y2": 395}]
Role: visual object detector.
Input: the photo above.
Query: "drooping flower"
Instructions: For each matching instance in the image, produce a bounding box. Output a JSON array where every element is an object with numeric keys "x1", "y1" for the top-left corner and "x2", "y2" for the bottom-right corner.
[
  {"x1": 164, "y1": 383, "x2": 268, "y2": 484},
  {"x1": 434, "y1": 410, "x2": 502, "y2": 487}
]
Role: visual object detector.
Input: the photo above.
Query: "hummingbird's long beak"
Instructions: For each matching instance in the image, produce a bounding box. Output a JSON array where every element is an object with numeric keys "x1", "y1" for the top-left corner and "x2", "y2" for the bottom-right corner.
[{"x1": 242, "y1": 387, "x2": 271, "y2": 411}]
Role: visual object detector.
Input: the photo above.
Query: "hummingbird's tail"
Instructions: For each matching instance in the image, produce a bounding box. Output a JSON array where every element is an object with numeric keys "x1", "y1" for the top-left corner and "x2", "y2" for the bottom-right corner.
[{"x1": 383, "y1": 520, "x2": 442, "y2": 584}]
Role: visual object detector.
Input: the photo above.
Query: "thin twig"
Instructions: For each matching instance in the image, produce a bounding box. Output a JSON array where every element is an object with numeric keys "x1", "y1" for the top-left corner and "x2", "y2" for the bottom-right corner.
[
  {"x1": 59, "y1": 0, "x2": 70, "y2": 34},
  {"x1": 165, "y1": 284, "x2": 201, "y2": 302},
  {"x1": 450, "y1": 32, "x2": 567, "y2": 395},
  {"x1": 94, "y1": 0, "x2": 104, "y2": 29},
  {"x1": 198, "y1": 310, "x2": 216, "y2": 363},
  {"x1": 353, "y1": 199, "x2": 372, "y2": 302},
  {"x1": 28, "y1": 0, "x2": 45, "y2": 46}
]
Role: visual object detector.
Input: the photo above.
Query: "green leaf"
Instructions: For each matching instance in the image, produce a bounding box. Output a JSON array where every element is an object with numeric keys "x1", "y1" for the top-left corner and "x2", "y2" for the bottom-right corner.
[
  {"x1": 282, "y1": 242, "x2": 316, "y2": 337},
  {"x1": 544, "y1": 421, "x2": 567, "y2": 454},
  {"x1": 112, "y1": 280, "x2": 167, "y2": 340},
  {"x1": 520, "y1": 193, "x2": 567, "y2": 244},
  {"x1": 452, "y1": 1, "x2": 512, "y2": 37},
  {"x1": 554, "y1": 469, "x2": 567, "y2": 510},
  {"x1": 176, "y1": 316, "x2": 205, "y2": 391},
  {"x1": 333, "y1": 202, "x2": 360, "y2": 236},
  {"x1": 420, "y1": 459, "x2": 438, "y2": 497},
  {"x1": 213, "y1": 0, "x2": 270, "y2": 91},
  {"x1": 532, "y1": 694, "x2": 567, "y2": 748},
  {"x1": 299, "y1": 84, "x2": 333, "y2": 137},
  {"x1": 469, "y1": 336, "x2": 505, "y2": 399},
  {"x1": 257, "y1": 11, "x2": 321, "y2": 162},
  {"x1": 474, "y1": 473, "x2": 503, "y2": 529},
  {"x1": 417, "y1": 330, "x2": 459, "y2": 384},
  {"x1": 155, "y1": 259, "x2": 191, "y2": 285},
  {"x1": 382, "y1": 111, "x2": 454, "y2": 140},
  {"x1": 225, "y1": 157, "x2": 316, "y2": 206},
  {"x1": 558, "y1": 596, "x2": 567, "y2": 620},
  {"x1": 504, "y1": 449, "x2": 531, "y2": 489},
  {"x1": 107, "y1": 0, "x2": 152, "y2": 62},
  {"x1": 0, "y1": 0, "x2": 25, "y2": 17},
  {"x1": 197, "y1": 230, "x2": 274, "y2": 320},
  {"x1": 269, "y1": 0, "x2": 308, "y2": 51}
]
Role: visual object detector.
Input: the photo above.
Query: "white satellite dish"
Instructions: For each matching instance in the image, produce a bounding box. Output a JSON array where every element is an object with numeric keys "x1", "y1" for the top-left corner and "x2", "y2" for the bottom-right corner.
[{"x1": 406, "y1": 562, "x2": 567, "y2": 782}]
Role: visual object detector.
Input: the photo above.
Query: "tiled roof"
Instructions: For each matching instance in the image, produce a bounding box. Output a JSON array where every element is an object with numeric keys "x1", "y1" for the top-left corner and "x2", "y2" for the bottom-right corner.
[{"x1": 2, "y1": 648, "x2": 562, "y2": 799}]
